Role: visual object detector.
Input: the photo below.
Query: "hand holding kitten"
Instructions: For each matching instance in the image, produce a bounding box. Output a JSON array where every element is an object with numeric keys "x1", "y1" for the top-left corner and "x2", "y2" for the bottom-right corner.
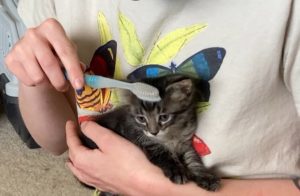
[{"x1": 66, "y1": 120, "x2": 168, "y2": 196}]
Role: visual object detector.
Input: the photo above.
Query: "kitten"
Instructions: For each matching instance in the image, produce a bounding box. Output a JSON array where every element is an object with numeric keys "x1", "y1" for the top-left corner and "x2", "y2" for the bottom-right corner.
[{"x1": 81, "y1": 74, "x2": 220, "y2": 195}]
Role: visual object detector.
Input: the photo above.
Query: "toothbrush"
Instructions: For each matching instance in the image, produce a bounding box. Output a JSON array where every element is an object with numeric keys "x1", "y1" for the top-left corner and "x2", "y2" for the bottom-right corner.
[{"x1": 84, "y1": 74, "x2": 161, "y2": 102}]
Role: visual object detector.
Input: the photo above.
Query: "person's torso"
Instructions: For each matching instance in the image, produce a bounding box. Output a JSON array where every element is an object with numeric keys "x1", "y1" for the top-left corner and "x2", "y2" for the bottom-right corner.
[{"x1": 47, "y1": 0, "x2": 300, "y2": 178}]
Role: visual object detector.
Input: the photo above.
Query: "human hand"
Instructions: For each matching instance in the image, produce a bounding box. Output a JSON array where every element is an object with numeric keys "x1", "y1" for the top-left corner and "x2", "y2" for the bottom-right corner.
[
  {"x1": 5, "y1": 18, "x2": 84, "y2": 91},
  {"x1": 65, "y1": 121, "x2": 167, "y2": 196}
]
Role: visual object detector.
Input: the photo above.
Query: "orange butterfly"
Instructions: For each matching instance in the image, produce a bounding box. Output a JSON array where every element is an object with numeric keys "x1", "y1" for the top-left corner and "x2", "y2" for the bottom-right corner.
[{"x1": 76, "y1": 40, "x2": 117, "y2": 113}]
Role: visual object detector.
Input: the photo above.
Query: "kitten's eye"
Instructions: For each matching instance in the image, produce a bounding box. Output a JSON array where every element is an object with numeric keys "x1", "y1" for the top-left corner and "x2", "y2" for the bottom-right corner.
[
  {"x1": 158, "y1": 114, "x2": 172, "y2": 124},
  {"x1": 135, "y1": 115, "x2": 147, "y2": 125}
]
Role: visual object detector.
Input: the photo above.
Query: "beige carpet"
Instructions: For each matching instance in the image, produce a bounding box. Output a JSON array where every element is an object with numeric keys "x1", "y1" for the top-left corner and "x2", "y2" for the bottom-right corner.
[{"x1": 0, "y1": 103, "x2": 93, "y2": 196}]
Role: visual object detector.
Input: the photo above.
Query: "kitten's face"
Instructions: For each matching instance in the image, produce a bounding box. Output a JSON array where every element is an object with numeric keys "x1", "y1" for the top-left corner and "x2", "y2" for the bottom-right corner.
[
  {"x1": 134, "y1": 103, "x2": 176, "y2": 140},
  {"x1": 126, "y1": 75, "x2": 209, "y2": 143}
]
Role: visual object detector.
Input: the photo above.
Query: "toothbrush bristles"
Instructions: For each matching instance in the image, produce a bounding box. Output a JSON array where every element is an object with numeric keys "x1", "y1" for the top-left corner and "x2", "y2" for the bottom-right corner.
[{"x1": 133, "y1": 83, "x2": 161, "y2": 102}]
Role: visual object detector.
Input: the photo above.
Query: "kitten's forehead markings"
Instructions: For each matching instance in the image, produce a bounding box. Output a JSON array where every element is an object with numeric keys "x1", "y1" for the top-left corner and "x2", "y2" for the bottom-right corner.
[{"x1": 142, "y1": 100, "x2": 161, "y2": 111}]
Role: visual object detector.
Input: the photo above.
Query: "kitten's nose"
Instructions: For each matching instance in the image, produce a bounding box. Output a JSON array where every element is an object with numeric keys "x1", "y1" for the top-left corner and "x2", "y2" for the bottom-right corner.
[{"x1": 150, "y1": 130, "x2": 159, "y2": 136}]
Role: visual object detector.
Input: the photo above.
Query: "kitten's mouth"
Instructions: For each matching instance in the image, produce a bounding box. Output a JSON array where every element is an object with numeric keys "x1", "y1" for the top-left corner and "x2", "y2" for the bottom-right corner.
[
  {"x1": 143, "y1": 130, "x2": 154, "y2": 138},
  {"x1": 143, "y1": 130, "x2": 166, "y2": 139}
]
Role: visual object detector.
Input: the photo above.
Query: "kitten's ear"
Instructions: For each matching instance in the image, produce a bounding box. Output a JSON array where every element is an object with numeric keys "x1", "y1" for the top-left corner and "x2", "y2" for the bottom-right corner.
[{"x1": 165, "y1": 79, "x2": 193, "y2": 102}]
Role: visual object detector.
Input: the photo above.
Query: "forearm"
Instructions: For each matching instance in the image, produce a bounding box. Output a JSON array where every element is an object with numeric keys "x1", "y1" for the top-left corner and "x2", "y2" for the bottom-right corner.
[
  {"x1": 208, "y1": 179, "x2": 299, "y2": 196},
  {"x1": 19, "y1": 82, "x2": 77, "y2": 155},
  {"x1": 135, "y1": 177, "x2": 300, "y2": 196}
]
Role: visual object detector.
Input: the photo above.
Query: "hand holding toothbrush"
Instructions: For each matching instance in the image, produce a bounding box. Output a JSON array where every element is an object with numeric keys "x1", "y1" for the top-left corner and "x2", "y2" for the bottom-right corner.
[{"x1": 5, "y1": 18, "x2": 85, "y2": 92}]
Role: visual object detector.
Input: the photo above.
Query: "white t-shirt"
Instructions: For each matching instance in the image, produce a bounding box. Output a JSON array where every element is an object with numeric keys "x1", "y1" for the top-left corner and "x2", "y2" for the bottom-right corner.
[{"x1": 18, "y1": 0, "x2": 300, "y2": 179}]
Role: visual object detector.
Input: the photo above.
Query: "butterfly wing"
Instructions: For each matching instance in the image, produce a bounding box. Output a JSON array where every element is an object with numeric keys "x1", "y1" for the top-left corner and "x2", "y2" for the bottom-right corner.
[
  {"x1": 127, "y1": 64, "x2": 172, "y2": 81},
  {"x1": 178, "y1": 47, "x2": 226, "y2": 80},
  {"x1": 77, "y1": 40, "x2": 117, "y2": 113},
  {"x1": 88, "y1": 40, "x2": 117, "y2": 77}
]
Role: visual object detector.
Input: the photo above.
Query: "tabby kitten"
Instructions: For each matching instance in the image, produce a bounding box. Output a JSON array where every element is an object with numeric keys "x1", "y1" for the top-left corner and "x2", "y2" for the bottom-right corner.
[{"x1": 82, "y1": 74, "x2": 220, "y2": 195}]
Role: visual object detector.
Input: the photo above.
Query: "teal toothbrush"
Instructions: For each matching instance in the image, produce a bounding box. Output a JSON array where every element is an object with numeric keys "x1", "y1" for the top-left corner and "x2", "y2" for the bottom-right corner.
[
  {"x1": 84, "y1": 74, "x2": 161, "y2": 102},
  {"x1": 64, "y1": 70, "x2": 161, "y2": 102}
]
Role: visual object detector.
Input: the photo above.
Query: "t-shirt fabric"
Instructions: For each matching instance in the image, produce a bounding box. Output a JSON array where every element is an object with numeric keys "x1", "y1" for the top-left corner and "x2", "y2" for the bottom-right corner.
[{"x1": 18, "y1": 0, "x2": 300, "y2": 179}]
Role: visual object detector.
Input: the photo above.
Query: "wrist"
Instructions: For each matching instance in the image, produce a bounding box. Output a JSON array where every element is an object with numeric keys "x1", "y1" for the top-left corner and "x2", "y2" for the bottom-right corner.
[
  {"x1": 129, "y1": 171, "x2": 209, "y2": 196},
  {"x1": 126, "y1": 167, "x2": 174, "y2": 196}
]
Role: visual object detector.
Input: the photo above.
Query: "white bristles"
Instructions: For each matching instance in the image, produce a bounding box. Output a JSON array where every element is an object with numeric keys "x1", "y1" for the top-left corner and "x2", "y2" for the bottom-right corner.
[
  {"x1": 131, "y1": 82, "x2": 161, "y2": 102},
  {"x1": 84, "y1": 74, "x2": 161, "y2": 102}
]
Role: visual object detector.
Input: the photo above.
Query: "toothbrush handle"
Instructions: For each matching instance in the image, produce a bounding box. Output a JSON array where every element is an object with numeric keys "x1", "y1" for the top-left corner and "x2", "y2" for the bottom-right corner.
[{"x1": 84, "y1": 74, "x2": 131, "y2": 90}]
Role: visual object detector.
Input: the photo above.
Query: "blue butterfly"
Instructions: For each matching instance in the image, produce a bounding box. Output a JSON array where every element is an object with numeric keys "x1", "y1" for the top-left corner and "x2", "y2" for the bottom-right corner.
[{"x1": 127, "y1": 47, "x2": 226, "y2": 81}]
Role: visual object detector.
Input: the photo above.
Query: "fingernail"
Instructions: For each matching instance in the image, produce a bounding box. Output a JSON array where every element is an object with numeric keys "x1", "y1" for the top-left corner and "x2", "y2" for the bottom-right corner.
[
  {"x1": 74, "y1": 78, "x2": 84, "y2": 91},
  {"x1": 76, "y1": 87, "x2": 84, "y2": 96}
]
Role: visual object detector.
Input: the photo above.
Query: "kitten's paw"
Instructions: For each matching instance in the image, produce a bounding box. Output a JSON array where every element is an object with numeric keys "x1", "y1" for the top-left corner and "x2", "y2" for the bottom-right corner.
[
  {"x1": 164, "y1": 168, "x2": 188, "y2": 184},
  {"x1": 195, "y1": 173, "x2": 221, "y2": 192}
]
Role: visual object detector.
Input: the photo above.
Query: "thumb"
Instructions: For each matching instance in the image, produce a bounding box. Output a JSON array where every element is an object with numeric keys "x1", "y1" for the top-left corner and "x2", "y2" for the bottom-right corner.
[{"x1": 80, "y1": 121, "x2": 121, "y2": 152}]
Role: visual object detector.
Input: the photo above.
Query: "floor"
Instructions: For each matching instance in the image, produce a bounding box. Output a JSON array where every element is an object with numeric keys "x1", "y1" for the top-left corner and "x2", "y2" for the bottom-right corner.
[{"x1": 0, "y1": 100, "x2": 93, "y2": 196}]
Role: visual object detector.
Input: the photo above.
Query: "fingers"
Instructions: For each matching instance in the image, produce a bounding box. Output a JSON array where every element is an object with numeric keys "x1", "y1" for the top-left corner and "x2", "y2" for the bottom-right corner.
[
  {"x1": 66, "y1": 121, "x2": 97, "y2": 169},
  {"x1": 66, "y1": 160, "x2": 115, "y2": 194},
  {"x1": 66, "y1": 120, "x2": 106, "y2": 188},
  {"x1": 30, "y1": 28, "x2": 68, "y2": 91},
  {"x1": 80, "y1": 121, "x2": 121, "y2": 153},
  {"x1": 66, "y1": 120, "x2": 102, "y2": 161},
  {"x1": 11, "y1": 38, "x2": 46, "y2": 85},
  {"x1": 66, "y1": 121, "x2": 84, "y2": 151},
  {"x1": 4, "y1": 56, "x2": 35, "y2": 86},
  {"x1": 66, "y1": 120, "x2": 117, "y2": 154},
  {"x1": 66, "y1": 160, "x2": 96, "y2": 188},
  {"x1": 39, "y1": 19, "x2": 84, "y2": 90},
  {"x1": 5, "y1": 18, "x2": 84, "y2": 91}
]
